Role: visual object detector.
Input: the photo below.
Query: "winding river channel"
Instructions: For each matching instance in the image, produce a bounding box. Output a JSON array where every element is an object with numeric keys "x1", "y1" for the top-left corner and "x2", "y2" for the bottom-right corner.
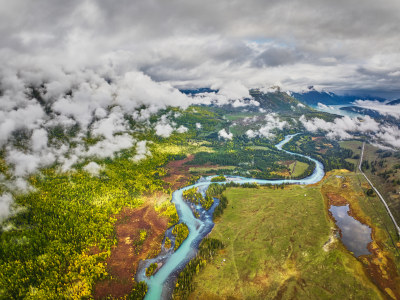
[{"x1": 137, "y1": 134, "x2": 325, "y2": 299}]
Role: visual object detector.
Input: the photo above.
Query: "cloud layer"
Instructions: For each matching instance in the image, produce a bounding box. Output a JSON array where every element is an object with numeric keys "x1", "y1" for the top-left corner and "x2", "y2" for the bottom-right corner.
[
  {"x1": 300, "y1": 115, "x2": 400, "y2": 148},
  {"x1": 1, "y1": 0, "x2": 400, "y2": 95},
  {"x1": 246, "y1": 114, "x2": 288, "y2": 139},
  {"x1": 353, "y1": 100, "x2": 400, "y2": 119}
]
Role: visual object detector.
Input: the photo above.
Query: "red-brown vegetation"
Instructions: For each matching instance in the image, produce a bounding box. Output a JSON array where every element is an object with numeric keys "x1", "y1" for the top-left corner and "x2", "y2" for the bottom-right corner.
[{"x1": 93, "y1": 205, "x2": 168, "y2": 299}]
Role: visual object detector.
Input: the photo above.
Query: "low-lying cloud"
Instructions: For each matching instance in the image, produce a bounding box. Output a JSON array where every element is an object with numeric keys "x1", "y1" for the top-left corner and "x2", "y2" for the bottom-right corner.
[
  {"x1": 300, "y1": 115, "x2": 400, "y2": 148},
  {"x1": 83, "y1": 161, "x2": 103, "y2": 176},
  {"x1": 0, "y1": 193, "x2": 13, "y2": 221},
  {"x1": 353, "y1": 100, "x2": 400, "y2": 119},
  {"x1": 218, "y1": 129, "x2": 233, "y2": 140},
  {"x1": 132, "y1": 141, "x2": 151, "y2": 162},
  {"x1": 246, "y1": 114, "x2": 288, "y2": 139}
]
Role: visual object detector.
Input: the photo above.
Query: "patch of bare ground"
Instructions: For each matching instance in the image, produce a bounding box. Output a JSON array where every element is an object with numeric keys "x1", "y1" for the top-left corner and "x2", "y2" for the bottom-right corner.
[
  {"x1": 93, "y1": 205, "x2": 168, "y2": 299},
  {"x1": 163, "y1": 154, "x2": 194, "y2": 190},
  {"x1": 360, "y1": 241, "x2": 400, "y2": 299},
  {"x1": 163, "y1": 154, "x2": 220, "y2": 189},
  {"x1": 326, "y1": 193, "x2": 348, "y2": 206}
]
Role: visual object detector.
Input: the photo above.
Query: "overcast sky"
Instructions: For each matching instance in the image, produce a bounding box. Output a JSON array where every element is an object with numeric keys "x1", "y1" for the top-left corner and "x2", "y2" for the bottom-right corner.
[{"x1": 1, "y1": 0, "x2": 400, "y2": 96}]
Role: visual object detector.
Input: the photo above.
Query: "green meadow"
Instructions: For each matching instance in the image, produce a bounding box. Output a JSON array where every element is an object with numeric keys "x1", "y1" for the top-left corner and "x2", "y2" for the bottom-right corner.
[
  {"x1": 289, "y1": 161, "x2": 309, "y2": 177},
  {"x1": 189, "y1": 185, "x2": 382, "y2": 299}
]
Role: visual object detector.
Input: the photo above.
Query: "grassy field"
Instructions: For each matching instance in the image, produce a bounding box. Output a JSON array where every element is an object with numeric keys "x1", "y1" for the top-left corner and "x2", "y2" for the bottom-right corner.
[
  {"x1": 246, "y1": 146, "x2": 270, "y2": 151},
  {"x1": 224, "y1": 112, "x2": 261, "y2": 121},
  {"x1": 229, "y1": 124, "x2": 249, "y2": 136},
  {"x1": 275, "y1": 160, "x2": 310, "y2": 178},
  {"x1": 290, "y1": 161, "x2": 309, "y2": 177},
  {"x1": 339, "y1": 140, "x2": 363, "y2": 167},
  {"x1": 188, "y1": 171, "x2": 400, "y2": 299}
]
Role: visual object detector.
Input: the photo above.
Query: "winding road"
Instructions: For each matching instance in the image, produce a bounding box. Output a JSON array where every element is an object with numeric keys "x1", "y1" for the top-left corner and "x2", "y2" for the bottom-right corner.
[{"x1": 359, "y1": 142, "x2": 400, "y2": 237}]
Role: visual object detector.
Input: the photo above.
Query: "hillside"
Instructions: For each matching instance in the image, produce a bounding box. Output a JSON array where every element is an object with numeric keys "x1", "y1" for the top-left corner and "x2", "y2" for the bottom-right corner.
[
  {"x1": 291, "y1": 89, "x2": 386, "y2": 106},
  {"x1": 388, "y1": 99, "x2": 400, "y2": 105},
  {"x1": 249, "y1": 88, "x2": 309, "y2": 114},
  {"x1": 340, "y1": 106, "x2": 400, "y2": 126}
]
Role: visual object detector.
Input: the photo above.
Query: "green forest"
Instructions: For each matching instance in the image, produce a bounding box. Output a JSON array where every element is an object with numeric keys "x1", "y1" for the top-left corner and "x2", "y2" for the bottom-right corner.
[
  {"x1": 172, "y1": 223, "x2": 189, "y2": 251},
  {"x1": 0, "y1": 143, "x2": 172, "y2": 298},
  {"x1": 283, "y1": 134, "x2": 354, "y2": 171}
]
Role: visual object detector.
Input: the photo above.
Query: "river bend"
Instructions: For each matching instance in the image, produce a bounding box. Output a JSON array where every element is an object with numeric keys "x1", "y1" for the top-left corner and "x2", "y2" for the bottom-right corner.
[{"x1": 138, "y1": 134, "x2": 325, "y2": 299}]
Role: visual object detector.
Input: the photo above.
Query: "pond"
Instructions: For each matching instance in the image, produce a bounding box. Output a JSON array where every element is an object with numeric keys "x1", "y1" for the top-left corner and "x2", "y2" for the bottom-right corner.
[{"x1": 329, "y1": 204, "x2": 372, "y2": 257}]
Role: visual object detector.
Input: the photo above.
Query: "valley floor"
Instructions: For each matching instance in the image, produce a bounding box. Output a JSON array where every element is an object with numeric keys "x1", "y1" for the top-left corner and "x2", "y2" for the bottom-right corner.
[{"x1": 188, "y1": 170, "x2": 400, "y2": 299}]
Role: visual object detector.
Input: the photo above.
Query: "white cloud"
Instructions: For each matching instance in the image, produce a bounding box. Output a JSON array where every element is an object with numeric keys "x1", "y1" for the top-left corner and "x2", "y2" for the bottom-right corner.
[
  {"x1": 300, "y1": 115, "x2": 380, "y2": 138},
  {"x1": 116, "y1": 71, "x2": 193, "y2": 111},
  {"x1": 31, "y1": 128, "x2": 48, "y2": 152},
  {"x1": 59, "y1": 154, "x2": 80, "y2": 173},
  {"x1": 154, "y1": 114, "x2": 189, "y2": 137},
  {"x1": 218, "y1": 129, "x2": 233, "y2": 140},
  {"x1": 91, "y1": 108, "x2": 128, "y2": 139},
  {"x1": 375, "y1": 125, "x2": 400, "y2": 148},
  {"x1": 243, "y1": 116, "x2": 258, "y2": 124},
  {"x1": 246, "y1": 129, "x2": 257, "y2": 138},
  {"x1": 215, "y1": 81, "x2": 250, "y2": 100},
  {"x1": 83, "y1": 161, "x2": 103, "y2": 176},
  {"x1": 10, "y1": 177, "x2": 34, "y2": 193},
  {"x1": 176, "y1": 125, "x2": 188, "y2": 133},
  {"x1": 354, "y1": 100, "x2": 400, "y2": 119},
  {"x1": 94, "y1": 107, "x2": 108, "y2": 119},
  {"x1": 260, "y1": 86, "x2": 280, "y2": 94},
  {"x1": 299, "y1": 114, "x2": 400, "y2": 148},
  {"x1": 155, "y1": 123, "x2": 174, "y2": 138},
  {"x1": 245, "y1": 113, "x2": 288, "y2": 139},
  {"x1": 85, "y1": 133, "x2": 134, "y2": 158},
  {"x1": 0, "y1": 102, "x2": 45, "y2": 146},
  {"x1": 6, "y1": 148, "x2": 56, "y2": 177},
  {"x1": 0, "y1": 193, "x2": 13, "y2": 221},
  {"x1": 132, "y1": 140, "x2": 151, "y2": 162},
  {"x1": 317, "y1": 102, "x2": 329, "y2": 110}
]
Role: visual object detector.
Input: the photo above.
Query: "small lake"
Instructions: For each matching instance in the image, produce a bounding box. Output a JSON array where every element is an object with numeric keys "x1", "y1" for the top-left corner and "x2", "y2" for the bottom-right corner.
[{"x1": 329, "y1": 204, "x2": 372, "y2": 257}]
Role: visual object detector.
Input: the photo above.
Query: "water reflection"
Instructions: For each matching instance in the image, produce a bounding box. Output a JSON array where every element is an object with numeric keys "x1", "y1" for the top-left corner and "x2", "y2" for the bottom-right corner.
[{"x1": 329, "y1": 204, "x2": 372, "y2": 257}]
